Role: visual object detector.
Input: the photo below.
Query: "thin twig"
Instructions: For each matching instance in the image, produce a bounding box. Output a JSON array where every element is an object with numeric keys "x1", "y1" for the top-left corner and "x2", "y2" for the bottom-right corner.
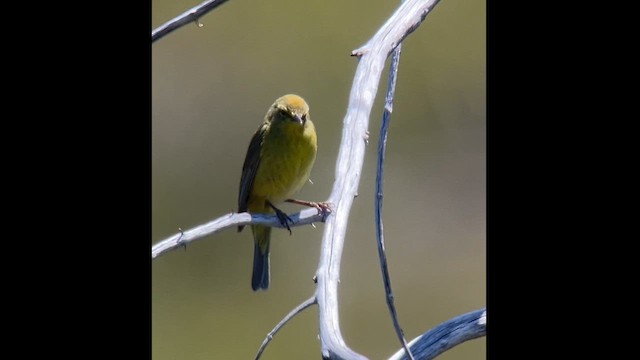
[
  {"x1": 315, "y1": 1, "x2": 442, "y2": 359},
  {"x1": 375, "y1": 43, "x2": 414, "y2": 360},
  {"x1": 151, "y1": 207, "x2": 328, "y2": 259},
  {"x1": 387, "y1": 308, "x2": 486, "y2": 360},
  {"x1": 151, "y1": 0, "x2": 230, "y2": 43},
  {"x1": 254, "y1": 296, "x2": 318, "y2": 360}
]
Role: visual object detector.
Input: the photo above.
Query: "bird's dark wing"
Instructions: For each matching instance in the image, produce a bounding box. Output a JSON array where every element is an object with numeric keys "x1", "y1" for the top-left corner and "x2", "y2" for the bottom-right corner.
[{"x1": 238, "y1": 122, "x2": 267, "y2": 232}]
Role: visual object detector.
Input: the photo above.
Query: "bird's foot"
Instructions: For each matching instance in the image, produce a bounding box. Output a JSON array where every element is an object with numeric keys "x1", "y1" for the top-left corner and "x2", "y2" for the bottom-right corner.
[
  {"x1": 267, "y1": 200, "x2": 294, "y2": 235},
  {"x1": 285, "y1": 199, "x2": 333, "y2": 220},
  {"x1": 274, "y1": 208, "x2": 293, "y2": 235}
]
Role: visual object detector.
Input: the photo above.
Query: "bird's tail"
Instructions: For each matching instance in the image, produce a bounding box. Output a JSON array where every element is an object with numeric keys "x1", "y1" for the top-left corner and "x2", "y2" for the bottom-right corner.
[{"x1": 251, "y1": 225, "x2": 271, "y2": 291}]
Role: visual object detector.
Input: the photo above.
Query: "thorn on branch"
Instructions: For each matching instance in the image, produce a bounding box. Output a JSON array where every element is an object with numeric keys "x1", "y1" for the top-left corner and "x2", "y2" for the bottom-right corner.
[
  {"x1": 351, "y1": 47, "x2": 367, "y2": 57},
  {"x1": 177, "y1": 228, "x2": 187, "y2": 251}
]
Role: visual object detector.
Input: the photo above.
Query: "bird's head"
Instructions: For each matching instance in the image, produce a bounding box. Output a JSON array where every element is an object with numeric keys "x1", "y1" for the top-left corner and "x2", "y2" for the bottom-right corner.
[{"x1": 268, "y1": 94, "x2": 310, "y2": 126}]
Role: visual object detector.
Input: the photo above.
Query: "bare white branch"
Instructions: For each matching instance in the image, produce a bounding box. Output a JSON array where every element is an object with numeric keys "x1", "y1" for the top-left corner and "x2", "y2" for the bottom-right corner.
[
  {"x1": 314, "y1": 0, "x2": 442, "y2": 359},
  {"x1": 388, "y1": 308, "x2": 487, "y2": 360},
  {"x1": 151, "y1": 207, "x2": 328, "y2": 259}
]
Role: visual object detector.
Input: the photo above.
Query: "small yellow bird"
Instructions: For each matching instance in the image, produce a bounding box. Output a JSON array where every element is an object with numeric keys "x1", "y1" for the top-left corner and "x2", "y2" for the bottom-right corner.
[{"x1": 238, "y1": 94, "x2": 322, "y2": 291}]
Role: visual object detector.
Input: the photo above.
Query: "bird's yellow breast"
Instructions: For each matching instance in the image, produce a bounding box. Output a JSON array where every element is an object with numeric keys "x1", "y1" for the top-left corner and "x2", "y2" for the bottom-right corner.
[{"x1": 249, "y1": 119, "x2": 317, "y2": 211}]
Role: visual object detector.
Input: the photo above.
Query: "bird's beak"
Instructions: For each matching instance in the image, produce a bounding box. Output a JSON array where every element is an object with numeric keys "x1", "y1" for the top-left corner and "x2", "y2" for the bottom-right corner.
[{"x1": 293, "y1": 114, "x2": 304, "y2": 125}]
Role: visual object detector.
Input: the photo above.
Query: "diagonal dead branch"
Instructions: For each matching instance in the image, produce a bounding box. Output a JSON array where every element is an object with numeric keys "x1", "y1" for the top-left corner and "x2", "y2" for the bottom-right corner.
[
  {"x1": 254, "y1": 296, "x2": 318, "y2": 360},
  {"x1": 152, "y1": 0, "x2": 230, "y2": 43}
]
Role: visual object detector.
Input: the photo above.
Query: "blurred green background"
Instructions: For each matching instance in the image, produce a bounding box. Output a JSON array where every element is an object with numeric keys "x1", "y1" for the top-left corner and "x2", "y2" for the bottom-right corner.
[{"x1": 152, "y1": 0, "x2": 485, "y2": 359}]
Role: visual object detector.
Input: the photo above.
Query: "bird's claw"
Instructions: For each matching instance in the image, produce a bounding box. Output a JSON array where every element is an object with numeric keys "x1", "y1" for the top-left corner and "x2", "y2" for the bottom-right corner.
[
  {"x1": 312, "y1": 202, "x2": 333, "y2": 220},
  {"x1": 274, "y1": 208, "x2": 294, "y2": 235}
]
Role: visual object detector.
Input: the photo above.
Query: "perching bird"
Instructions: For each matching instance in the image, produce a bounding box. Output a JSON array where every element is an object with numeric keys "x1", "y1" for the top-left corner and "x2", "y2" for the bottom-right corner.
[{"x1": 238, "y1": 94, "x2": 321, "y2": 291}]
